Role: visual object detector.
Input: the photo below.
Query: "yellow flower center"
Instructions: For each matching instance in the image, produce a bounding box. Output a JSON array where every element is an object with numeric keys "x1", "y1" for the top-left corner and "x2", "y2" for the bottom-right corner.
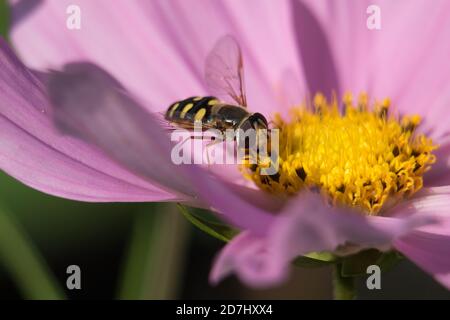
[{"x1": 243, "y1": 93, "x2": 437, "y2": 215}]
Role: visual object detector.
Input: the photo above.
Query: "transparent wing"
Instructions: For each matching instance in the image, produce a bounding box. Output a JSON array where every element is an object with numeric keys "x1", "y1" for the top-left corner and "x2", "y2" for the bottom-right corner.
[
  {"x1": 205, "y1": 35, "x2": 247, "y2": 107},
  {"x1": 154, "y1": 111, "x2": 180, "y2": 133}
]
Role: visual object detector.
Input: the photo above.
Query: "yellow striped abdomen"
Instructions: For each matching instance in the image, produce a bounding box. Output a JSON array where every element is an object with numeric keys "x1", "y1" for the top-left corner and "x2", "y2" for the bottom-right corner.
[{"x1": 165, "y1": 96, "x2": 219, "y2": 124}]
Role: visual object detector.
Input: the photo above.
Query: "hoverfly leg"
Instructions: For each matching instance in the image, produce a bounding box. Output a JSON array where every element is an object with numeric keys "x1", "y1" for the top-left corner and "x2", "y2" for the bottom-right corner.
[
  {"x1": 204, "y1": 137, "x2": 223, "y2": 169},
  {"x1": 177, "y1": 134, "x2": 208, "y2": 166}
]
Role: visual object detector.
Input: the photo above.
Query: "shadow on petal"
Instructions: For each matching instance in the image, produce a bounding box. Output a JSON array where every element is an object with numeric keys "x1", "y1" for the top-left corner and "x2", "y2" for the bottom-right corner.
[{"x1": 290, "y1": 0, "x2": 340, "y2": 99}]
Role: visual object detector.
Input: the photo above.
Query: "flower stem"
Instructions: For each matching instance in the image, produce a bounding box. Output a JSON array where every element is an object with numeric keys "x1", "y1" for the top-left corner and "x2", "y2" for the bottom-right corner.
[
  {"x1": 0, "y1": 0, "x2": 10, "y2": 41},
  {"x1": 117, "y1": 204, "x2": 189, "y2": 299},
  {"x1": 333, "y1": 263, "x2": 356, "y2": 300},
  {"x1": 0, "y1": 205, "x2": 65, "y2": 299}
]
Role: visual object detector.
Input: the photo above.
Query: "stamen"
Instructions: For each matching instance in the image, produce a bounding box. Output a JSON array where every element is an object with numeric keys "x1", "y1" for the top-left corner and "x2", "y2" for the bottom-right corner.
[{"x1": 243, "y1": 93, "x2": 437, "y2": 215}]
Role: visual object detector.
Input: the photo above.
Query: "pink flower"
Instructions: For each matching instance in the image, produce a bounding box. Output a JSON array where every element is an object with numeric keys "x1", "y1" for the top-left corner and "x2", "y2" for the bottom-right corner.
[{"x1": 2, "y1": 0, "x2": 450, "y2": 291}]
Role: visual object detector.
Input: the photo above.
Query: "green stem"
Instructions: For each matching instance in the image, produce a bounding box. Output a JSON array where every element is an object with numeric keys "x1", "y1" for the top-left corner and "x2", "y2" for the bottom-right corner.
[
  {"x1": 333, "y1": 264, "x2": 356, "y2": 300},
  {"x1": 0, "y1": 0, "x2": 10, "y2": 41},
  {"x1": 0, "y1": 206, "x2": 65, "y2": 300},
  {"x1": 117, "y1": 204, "x2": 189, "y2": 299}
]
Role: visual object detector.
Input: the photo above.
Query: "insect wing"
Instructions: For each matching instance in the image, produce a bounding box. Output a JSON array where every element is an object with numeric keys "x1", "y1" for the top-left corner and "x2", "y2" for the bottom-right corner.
[
  {"x1": 154, "y1": 111, "x2": 182, "y2": 132},
  {"x1": 205, "y1": 35, "x2": 247, "y2": 107}
]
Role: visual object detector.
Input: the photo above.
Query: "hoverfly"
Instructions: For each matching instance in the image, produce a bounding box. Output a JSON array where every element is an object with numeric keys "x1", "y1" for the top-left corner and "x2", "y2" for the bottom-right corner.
[{"x1": 165, "y1": 35, "x2": 271, "y2": 165}]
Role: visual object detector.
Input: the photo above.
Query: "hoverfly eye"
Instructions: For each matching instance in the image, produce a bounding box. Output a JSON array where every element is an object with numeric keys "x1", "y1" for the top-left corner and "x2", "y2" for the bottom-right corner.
[
  {"x1": 249, "y1": 113, "x2": 268, "y2": 130},
  {"x1": 251, "y1": 120, "x2": 262, "y2": 130},
  {"x1": 252, "y1": 119, "x2": 267, "y2": 131}
]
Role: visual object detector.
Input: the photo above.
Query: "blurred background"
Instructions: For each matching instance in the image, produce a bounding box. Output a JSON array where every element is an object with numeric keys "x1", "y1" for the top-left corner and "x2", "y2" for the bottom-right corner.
[{"x1": 1, "y1": 1, "x2": 449, "y2": 300}]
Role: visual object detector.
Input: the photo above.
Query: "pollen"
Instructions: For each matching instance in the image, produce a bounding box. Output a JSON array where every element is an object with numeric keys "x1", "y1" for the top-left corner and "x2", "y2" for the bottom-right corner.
[{"x1": 243, "y1": 93, "x2": 437, "y2": 215}]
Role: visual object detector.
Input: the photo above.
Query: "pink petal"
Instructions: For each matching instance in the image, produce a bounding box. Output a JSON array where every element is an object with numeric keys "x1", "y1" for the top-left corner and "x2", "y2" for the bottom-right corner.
[
  {"x1": 424, "y1": 136, "x2": 450, "y2": 187},
  {"x1": 9, "y1": 0, "x2": 306, "y2": 116},
  {"x1": 9, "y1": 0, "x2": 202, "y2": 111},
  {"x1": 391, "y1": 186, "x2": 450, "y2": 237},
  {"x1": 210, "y1": 192, "x2": 438, "y2": 287},
  {"x1": 291, "y1": 0, "x2": 342, "y2": 99},
  {"x1": 8, "y1": 0, "x2": 42, "y2": 27},
  {"x1": 47, "y1": 62, "x2": 274, "y2": 233},
  {"x1": 271, "y1": 193, "x2": 437, "y2": 264},
  {"x1": 298, "y1": 0, "x2": 450, "y2": 140},
  {"x1": 48, "y1": 62, "x2": 197, "y2": 199},
  {"x1": 209, "y1": 232, "x2": 288, "y2": 288},
  {"x1": 0, "y1": 38, "x2": 177, "y2": 202},
  {"x1": 394, "y1": 231, "x2": 450, "y2": 290}
]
